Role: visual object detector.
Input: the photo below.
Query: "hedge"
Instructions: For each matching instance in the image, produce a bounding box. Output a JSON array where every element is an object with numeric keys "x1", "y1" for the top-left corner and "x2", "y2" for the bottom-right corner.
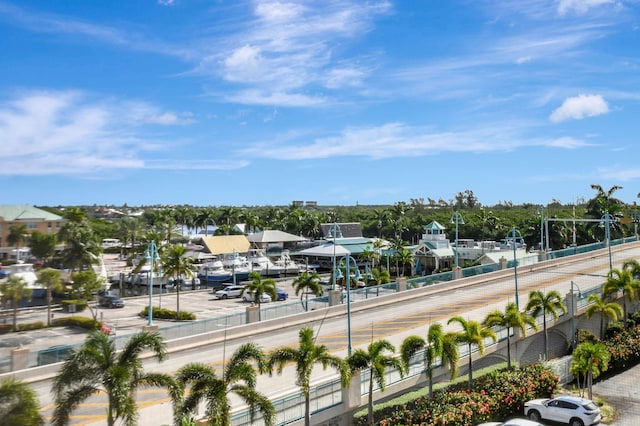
[
  {"x1": 140, "y1": 306, "x2": 196, "y2": 321},
  {"x1": 51, "y1": 316, "x2": 101, "y2": 330}
]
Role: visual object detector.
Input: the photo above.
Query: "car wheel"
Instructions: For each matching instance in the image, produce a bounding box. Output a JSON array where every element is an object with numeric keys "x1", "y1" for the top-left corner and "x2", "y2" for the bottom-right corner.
[
  {"x1": 527, "y1": 410, "x2": 542, "y2": 422},
  {"x1": 569, "y1": 418, "x2": 584, "y2": 426},
  {"x1": 108, "y1": 302, "x2": 113, "y2": 308},
  {"x1": 221, "y1": 294, "x2": 228, "y2": 299},
  {"x1": 242, "y1": 296, "x2": 249, "y2": 302}
]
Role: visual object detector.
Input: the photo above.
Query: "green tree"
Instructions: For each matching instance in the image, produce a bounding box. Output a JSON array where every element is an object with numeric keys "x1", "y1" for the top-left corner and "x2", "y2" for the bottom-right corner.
[
  {"x1": 395, "y1": 247, "x2": 414, "y2": 277},
  {"x1": 59, "y1": 221, "x2": 101, "y2": 272},
  {"x1": 0, "y1": 276, "x2": 32, "y2": 331},
  {"x1": 37, "y1": 268, "x2": 64, "y2": 327},
  {"x1": 175, "y1": 342, "x2": 275, "y2": 426},
  {"x1": 28, "y1": 231, "x2": 57, "y2": 265},
  {"x1": 603, "y1": 267, "x2": 637, "y2": 323},
  {"x1": 292, "y1": 271, "x2": 324, "y2": 311},
  {"x1": 401, "y1": 323, "x2": 459, "y2": 398},
  {"x1": 7, "y1": 224, "x2": 29, "y2": 262},
  {"x1": 585, "y1": 293, "x2": 623, "y2": 340},
  {"x1": 570, "y1": 341, "x2": 610, "y2": 400},
  {"x1": 267, "y1": 327, "x2": 351, "y2": 426},
  {"x1": 370, "y1": 267, "x2": 391, "y2": 285},
  {"x1": 347, "y1": 339, "x2": 404, "y2": 425},
  {"x1": 447, "y1": 316, "x2": 497, "y2": 389},
  {"x1": 242, "y1": 272, "x2": 277, "y2": 313},
  {"x1": 69, "y1": 270, "x2": 104, "y2": 321},
  {"x1": 0, "y1": 377, "x2": 43, "y2": 425},
  {"x1": 52, "y1": 330, "x2": 174, "y2": 426},
  {"x1": 161, "y1": 244, "x2": 195, "y2": 319},
  {"x1": 483, "y1": 302, "x2": 538, "y2": 370},
  {"x1": 525, "y1": 289, "x2": 567, "y2": 360}
]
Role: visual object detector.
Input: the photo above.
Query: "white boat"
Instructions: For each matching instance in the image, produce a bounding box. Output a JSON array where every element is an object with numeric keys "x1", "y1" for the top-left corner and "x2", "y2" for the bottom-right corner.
[
  {"x1": 221, "y1": 252, "x2": 252, "y2": 281},
  {"x1": 273, "y1": 250, "x2": 304, "y2": 275},
  {"x1": 197, "y1": 260, "x2": 233, "y2": 284},
  {"x1": 7, "y1": 263, "x2": 45, "y2": 298},
  {"x1": 247, "y1": 248, "x2": 283, "y2": 278}
]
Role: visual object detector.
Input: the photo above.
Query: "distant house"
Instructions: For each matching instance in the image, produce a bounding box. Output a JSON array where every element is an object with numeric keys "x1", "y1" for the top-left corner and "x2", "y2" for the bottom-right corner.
[
  {"x1": 411, "y1": 221, "x2": 455, "y2": 275},
  {"x1": 0, "y1": 205, "x2": 66, "y2": 260}
]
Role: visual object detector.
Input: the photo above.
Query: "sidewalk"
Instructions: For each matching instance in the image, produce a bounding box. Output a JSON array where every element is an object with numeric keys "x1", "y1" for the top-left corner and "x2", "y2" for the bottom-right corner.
[{"x1": 594, "y1": 363, "x2": 640, "y2": 426}]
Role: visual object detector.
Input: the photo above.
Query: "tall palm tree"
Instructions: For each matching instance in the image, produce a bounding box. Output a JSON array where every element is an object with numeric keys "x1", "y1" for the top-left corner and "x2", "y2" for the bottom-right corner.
[
  {"x1": 52, "y1": 330, "x2": 174, "y2": 426},
  {"x1": 395, "y1": 247, "x2": 414, "y2": 277},
  {"x1": 0, "y1": 377, "x2": 43, "y2": 425},
  {"x1": 161, "y1": 244, "x2": 195, "y2": 318},
  {"x1": 242, "y1": 272, "x2": 277, "y2": 314},
  {"x1": 36, "y1": 268, "x2": 63, "y2": 327},
  {"x1": 603, "y1": 268, "x2": 637, "y2": 323},
  {"x1": 7, "y1": 224, "x2": 30, "y2": 262},
  {"x1": 570, "y1": 341, "x2": 610, "y2": 400},
  {"x1": 347, "y1": 339, "x2": 404, "y2": 425},
  {"x1": 483, "y1": 302, "x2": 538, "y2": 370},
  {"x1": 401, "y1": 323, "x2": 459, "y2": 398},
  {"x1": 292, "y1": 271, "x2": 324, "y2": 311},
  {"x1": 174, "y1": 342, "x2": 275, "y2": 426},
  {"x1": 0, "y1": 276, "x2": 32, "y2": 331},
  {"x1": 267, "y1": 327, "x2": 351, "y2": 426},
  {"x1": 525, "y1": 289, "x2": 567, "y2": 360},
  {"x1": 585, "y1": 293, "x2": 623, "y2": 339},
  {"x1": 447, "y1": 316, "x2": 496, "y2": 389}
]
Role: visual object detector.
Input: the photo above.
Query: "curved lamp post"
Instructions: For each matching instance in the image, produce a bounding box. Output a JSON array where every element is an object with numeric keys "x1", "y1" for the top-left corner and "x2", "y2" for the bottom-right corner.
[
  {"x1": 144, "y1": 240, "x2": 160, "y2": 327},
  {"x1": 449, "y1": 211, "x2": 464, "y2": 269},
  {"x1": 506, "y1": 227, "x2": 524, "y2": 309},
  {"x1": 335, "y1": 254, "x2": 361, "y2": 356},
  {"x1": 570, "y1": 280, "x2": 584, "y2": 351}
]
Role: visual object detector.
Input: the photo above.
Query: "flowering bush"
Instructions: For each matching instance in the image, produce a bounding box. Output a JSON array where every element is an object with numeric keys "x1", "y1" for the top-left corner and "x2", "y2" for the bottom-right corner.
[{"x1": 357, "y1": 363, "x2": 558, "y2": 425}]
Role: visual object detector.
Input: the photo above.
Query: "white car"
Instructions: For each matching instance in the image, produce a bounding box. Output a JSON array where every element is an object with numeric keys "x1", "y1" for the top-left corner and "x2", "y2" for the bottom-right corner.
[
  {"x1": 477, "y1": 418, "x2": 545, "y2": 426},
  {"x1": 214, "y1": 285, "x2": 243, "y2": 299},
  {"x1": 524, "y1": 395, "x2": 601, "y2": 426},
  {"x1": 242, "y1": 291, "x2": 272, "y2": 303}
]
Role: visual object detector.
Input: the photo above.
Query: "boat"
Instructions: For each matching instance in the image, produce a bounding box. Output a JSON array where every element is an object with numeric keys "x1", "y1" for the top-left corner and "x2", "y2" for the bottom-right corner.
[
  {"x1": 247, "y1": 248, "x2": 283, "y2": 278},
  {"x1": 273, "y1": 250, "x2": 305, "y2": 276},
  {"x1": 6, "y1": 263, "x2": 46, "y2": 298},
  {"x1": 197, "y1": 260, "x2": 233, "y2": 284},
  {"x1": 221, "y1": 252, "x2": 252, "y2": 282}
]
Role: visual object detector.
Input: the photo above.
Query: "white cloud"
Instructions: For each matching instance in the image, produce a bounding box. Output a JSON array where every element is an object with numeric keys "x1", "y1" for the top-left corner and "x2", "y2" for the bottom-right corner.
[
  {"x1": 225, "y1": 90, "x2": 327, "y2": 107},
  {"x1": 557, "y1": 0, "x2": 616, "y2": 16},
  {"x1": 547, "y1": 136, "x2": 593, "y2": 148},
  {"x1": 158, "y1": 0, "x2": 176, "y2": 5},
  {"x1": 549, "y1": 94, "x2": 609, "y2": 122}
]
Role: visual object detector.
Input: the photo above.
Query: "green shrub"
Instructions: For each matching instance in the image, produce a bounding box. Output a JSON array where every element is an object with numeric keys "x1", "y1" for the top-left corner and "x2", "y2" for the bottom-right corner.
[
  {"x1": 606, "y1": 320, "x2": 625, "y2": 338},
  {"x1": 17, "y1": 321, "x2": 45, "y2": 332},
  {"x1": 358, "y1": 363, "x2": 558, "y2": 426},
  {"x1": 60, "y1": 299, "x2": 88, "y2": 312},
  {"x1": 52, "y1": 316, "x2": 101, "y2": 330},
  {"x1": 140, "y1": 306, "x2": 196, "y2": 321}
]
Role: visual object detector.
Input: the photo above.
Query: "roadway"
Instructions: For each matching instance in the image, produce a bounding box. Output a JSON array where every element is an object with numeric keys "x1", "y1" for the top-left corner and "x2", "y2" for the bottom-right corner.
[{"x1": 6, "y1": 243, "x2": 640, "y2": 425}]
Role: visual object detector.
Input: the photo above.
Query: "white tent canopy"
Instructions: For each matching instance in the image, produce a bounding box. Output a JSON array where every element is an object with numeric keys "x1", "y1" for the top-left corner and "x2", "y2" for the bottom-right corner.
[{"x1": 298, "y1": 243, "x2": 351, "y2": 257}]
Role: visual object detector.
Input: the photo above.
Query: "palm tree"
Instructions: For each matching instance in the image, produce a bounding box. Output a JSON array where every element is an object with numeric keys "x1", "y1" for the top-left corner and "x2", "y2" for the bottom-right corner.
[
  {"x1": 401, "y1": 323, "x2": 459, "y2": 398},
  {"x1": 525, "y1": 289, "x2": 567, "y2": 360},
  {"x1": 0, "y1": 377, "x2": 43, "y2": 425},
  {"x1": 52, "y1": 330, "x2": 174, "y2": 426},
  {"x1": 0, "y1": 276, "x2": 32, "y2": 331},
  {"x1": 483, "y1": 302, "x2": 538, "y2": 370},
  {"x1": 292, "y1": 271, "x2": 324, "y2": 311},
  {"x1": 161, "y1": 244, "x2": 195, "y2": 319},
  {"x1": 7, "y1": 224, "x2": 29, "y2": 262},
  {"x1": 395, "y1": 247, "x2": 414, "y2": 277},
  {"x1": 603, "y1": 268, "x2": 637, "y2": 323},
  {"x1": 36, "y1": 268, "x2": 63, "y2": 327},
  {"x1": 175, "y1": 342, "x2": 275, "y2": 426},
  {"x1": 242, "y1": 272, "x2": 277, "y2": 314},
  {"x1": 194, "y1": 208, "x2": 217, "y2": 236},
  {"x1": 370, "y1": 268, "x2": 391, "y2": 285},
  {"x1": 267, "y1": 327, "x2": 351, "y2": 426},
  {"x1": 585, "y1": 293, "x2": 623, "y2": 339},
  {"x1": 570, "y1": 341, "x2": 610, "y2": 400},
  {"x1": 447, "y1": 316, "x2": 497, "y2": 389},
  {"x1": 347, "y1": 339, "x2": 404, "y2": 425}
]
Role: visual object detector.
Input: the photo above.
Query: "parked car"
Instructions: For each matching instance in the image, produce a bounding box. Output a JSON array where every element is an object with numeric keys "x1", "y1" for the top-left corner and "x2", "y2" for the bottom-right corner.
[
  {"x1": 524, "y1": 395, "x2": 601, "y2": 426},
  {"x1": 242, "y1": 291, "x2": 272, "y2": 303},
  {"x1": 214, "y1": 285, "x2": 243, "y2": 299},
  {"x1": 275, "y1": 288, "x2": 289, "y2": 301},
  {"x1": 98, "y1": 295, "x2": 124, "y2": 308},
  {"x1": 477, "y1": 418, "x2": 546, "y2": 426}
]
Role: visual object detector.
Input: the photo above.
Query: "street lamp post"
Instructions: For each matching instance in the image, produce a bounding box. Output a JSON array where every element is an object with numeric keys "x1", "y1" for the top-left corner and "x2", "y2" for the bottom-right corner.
[
  {"x1": 570, "y1": 280, "x2": 583, "y2": 351},
  {"x1": 537, "y1": 206, "x2": 545, "y2": 252},
  {"x1": 144, "y1": 240, "x2": 160, "y2": 327},
  {"x1": 449, "y1": 211, "x2": 464, "y2": 269},
  {"x1": 330, "y1": 223, "x2": 341, "y2": 291},
  {"x1": 632, "y1": 211, "x2": 640, "y2": 241},
  {"x1": 336, "y1": 254, "x2": 360, "y2": 356},
  {"x1": 506, "y1": 227, "x2": 524, "y2": 309},
  {"x1": 600, "y1": 212, "x2": 616, "y2": 271}
]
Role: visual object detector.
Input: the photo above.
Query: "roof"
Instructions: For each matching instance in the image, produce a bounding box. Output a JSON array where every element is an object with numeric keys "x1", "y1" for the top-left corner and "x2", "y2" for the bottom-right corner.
[
  {"x1": 247, "y1": 230, "x2": 308, "y2": 243},
  {"x1": 201, "y1": 235, "x2": 251, "y2": 255},
  {"x1": 479, "y1": 249, "x2": 529, "y2": 265},
  {"x1": 0, "y1": 205, "x2": 64, "y2": 221},
  {"x1": 424, "y1": 220, "x2": 446, "y2": 231},
  {"x1": 298, "y1": 243, "x2": 352, "y2": 257}
]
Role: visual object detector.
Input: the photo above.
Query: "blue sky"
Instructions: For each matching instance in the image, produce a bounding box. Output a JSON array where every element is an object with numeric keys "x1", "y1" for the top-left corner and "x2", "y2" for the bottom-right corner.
[{"x1": 2, "y1": 0, "x2": 640, "y2": 207}]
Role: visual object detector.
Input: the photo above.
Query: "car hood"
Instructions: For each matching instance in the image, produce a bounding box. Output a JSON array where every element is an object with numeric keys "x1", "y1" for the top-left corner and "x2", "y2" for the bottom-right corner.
[{"x1": 525, "y1": 398, "x2": 550, "y2": 405}]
